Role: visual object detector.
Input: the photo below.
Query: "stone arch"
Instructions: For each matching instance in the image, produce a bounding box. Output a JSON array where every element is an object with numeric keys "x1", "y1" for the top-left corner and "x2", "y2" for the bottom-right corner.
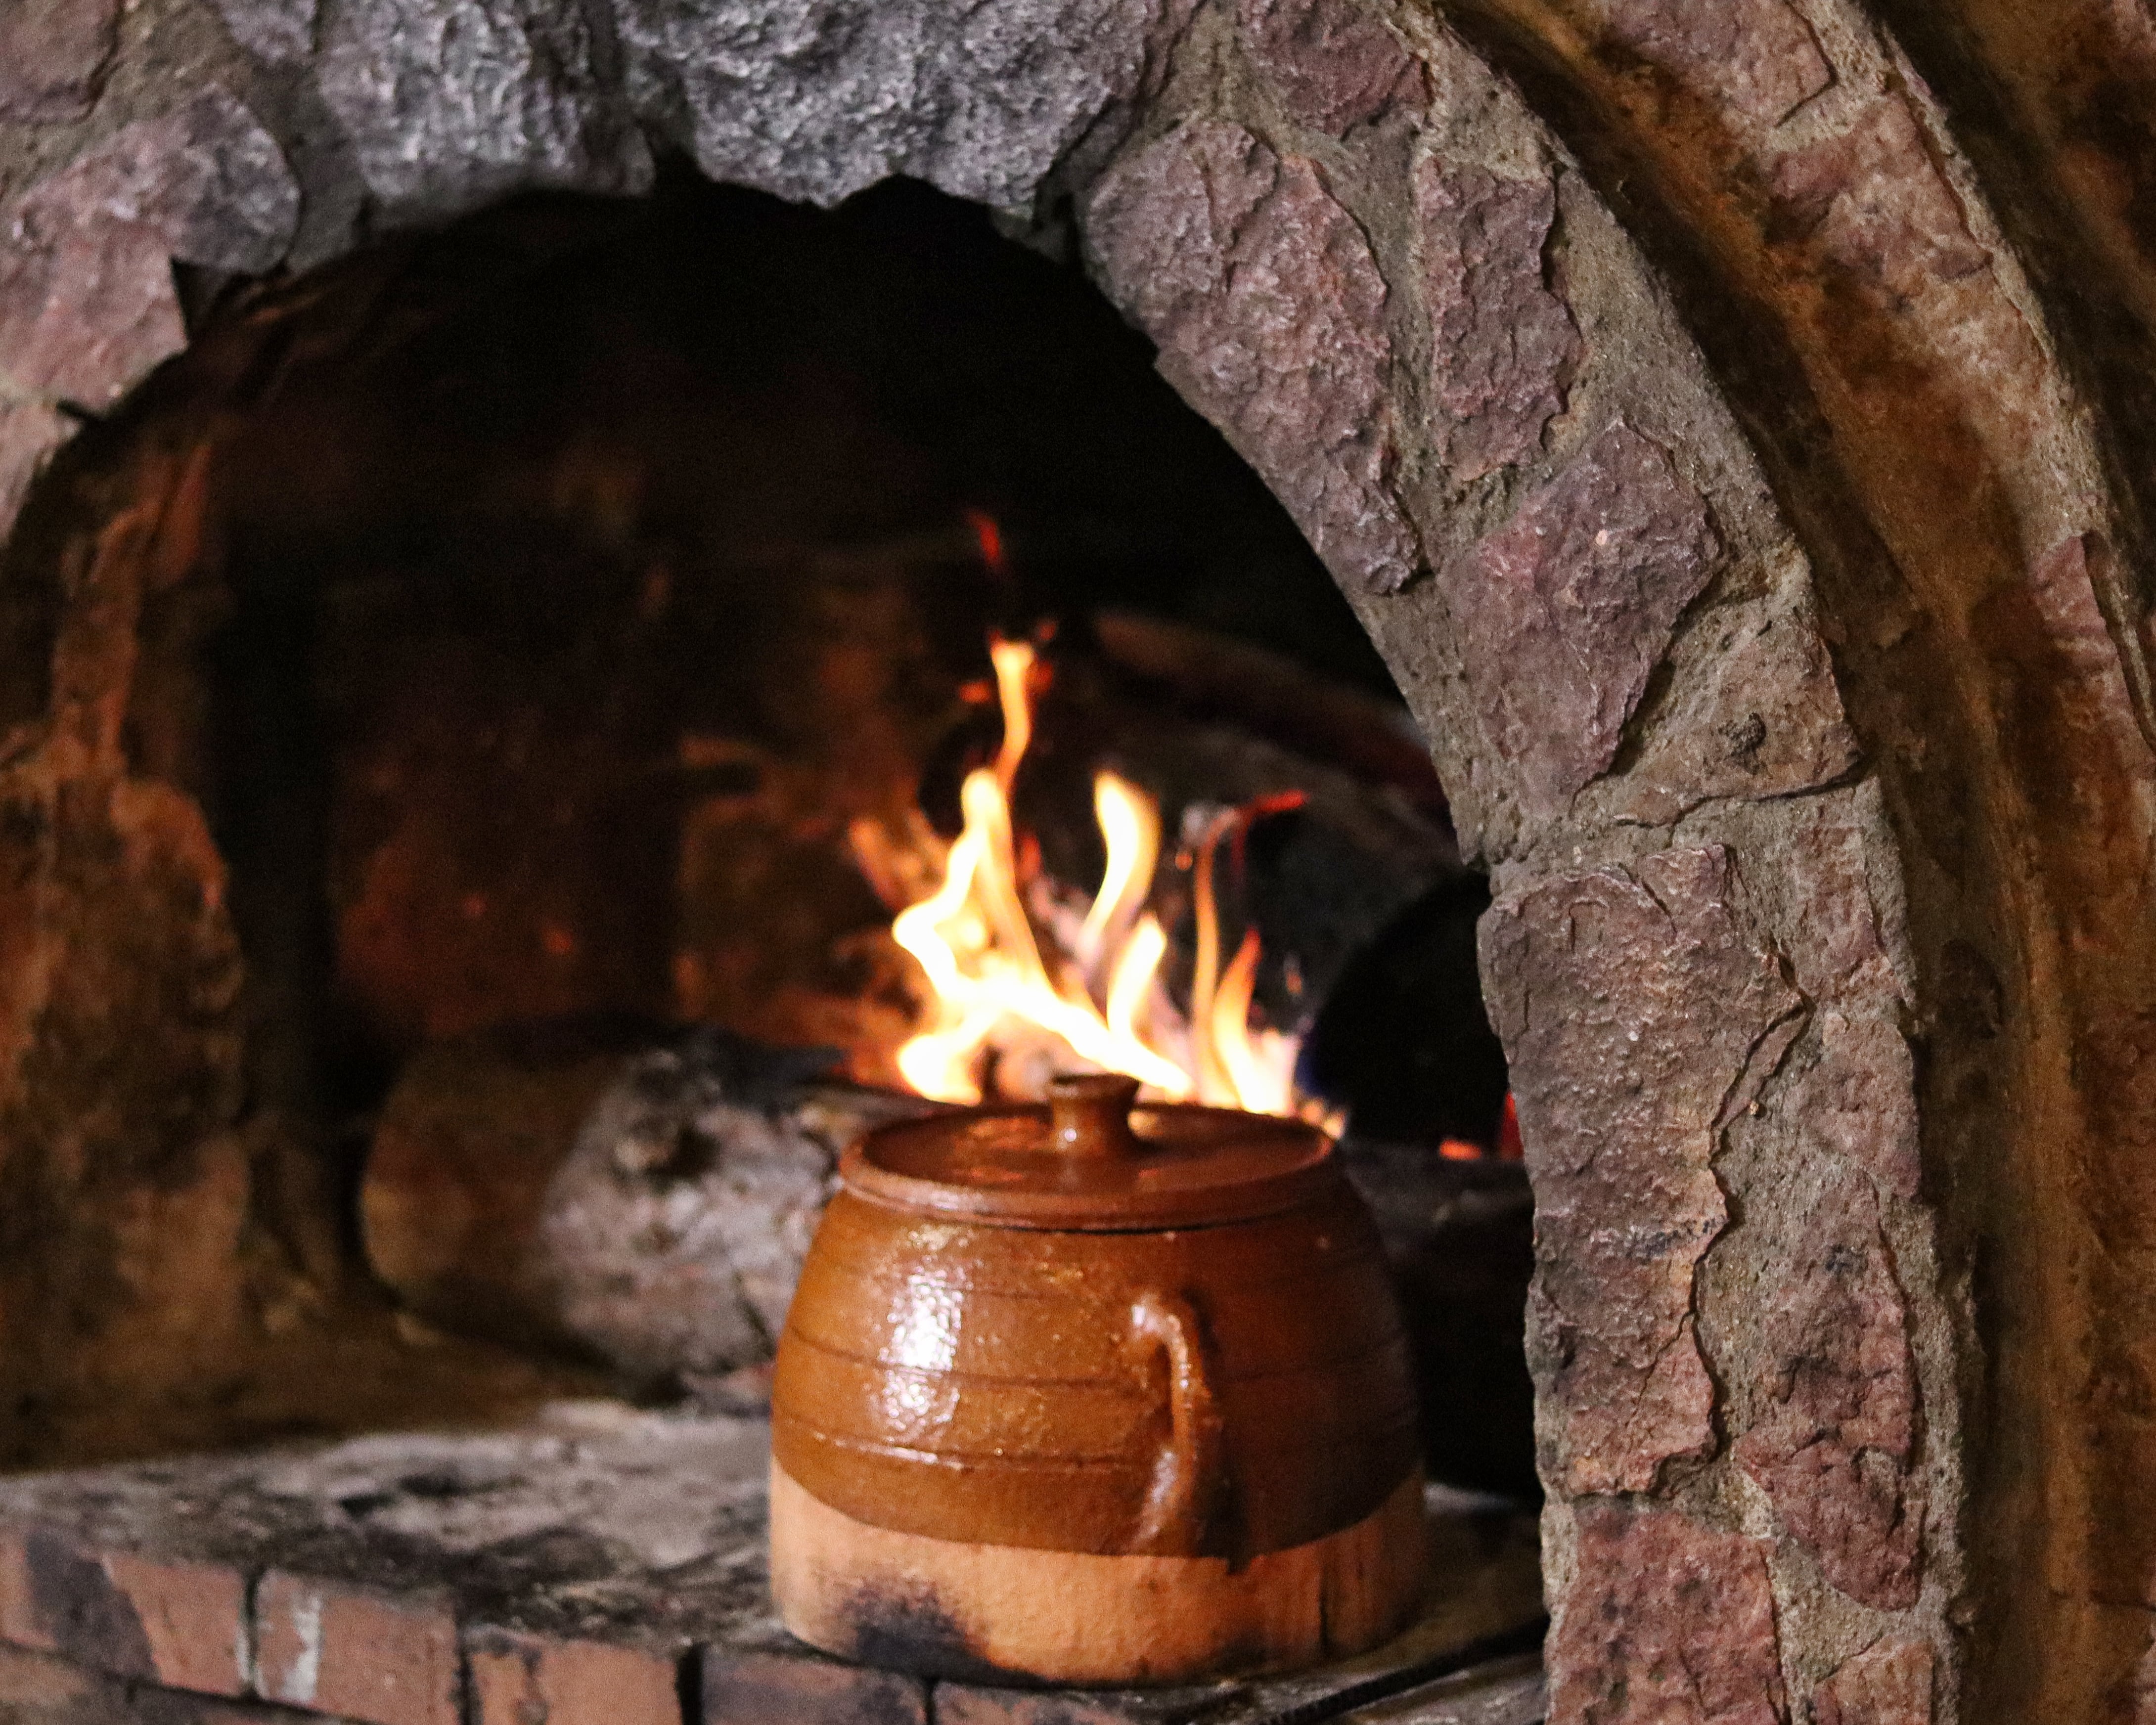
[{"x1": 3, "y1": 2, "x2": 2154, "y2": 1723}]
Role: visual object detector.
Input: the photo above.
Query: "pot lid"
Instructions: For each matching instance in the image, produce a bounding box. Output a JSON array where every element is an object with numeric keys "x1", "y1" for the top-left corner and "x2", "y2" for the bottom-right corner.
[{"x1": 840, "y1": 1073, "x2": 1337, "y2": 1231}]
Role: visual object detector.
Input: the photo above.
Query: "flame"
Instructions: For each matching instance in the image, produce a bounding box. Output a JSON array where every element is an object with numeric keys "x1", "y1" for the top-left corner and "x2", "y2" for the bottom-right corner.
[{"x1": 874, "y1": 634, "x2": 1333, "y2": 1121}]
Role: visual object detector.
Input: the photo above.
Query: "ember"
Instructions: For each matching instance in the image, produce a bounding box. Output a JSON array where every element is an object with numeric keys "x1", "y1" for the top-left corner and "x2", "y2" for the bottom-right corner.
[{"x1": 855, "y1": 634, "x2": 1334, "y2": 1118}]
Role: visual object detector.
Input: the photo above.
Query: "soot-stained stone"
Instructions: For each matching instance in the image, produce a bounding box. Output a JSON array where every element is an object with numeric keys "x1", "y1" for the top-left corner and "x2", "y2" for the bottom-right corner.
[
  {"x1": 1551, "y1": 1503, "x2": 1787, "y2": 1725},
  {"x1": 1481, "y1": 847, "x2": 1804, "y2": 1495},
  {"x1": 1416, "y1": 158, "x2": 1580, "y2": 483},
  {"x1": 617, "y1": 0, "x2": 1174, "y2": 210},
  {"x1": 320, "y1": 0, "x2": 652, "y2": 222},
  {"x1": 209, "y1": 0, "x2": 317, "y2": 63},
  {"x1": 1736, "y1": 1170, "x2": 1922, "y2": 1610},
  {"x1": 0, "y1": 0, "x2": 119, "y2": 123},
  {"x1": 1448, "y1": 420, "x2": 1718, "y2": 817},
  {"x1": 1813, "y1": 1639, "x2": 1935, "y2": 1725},
  {"x1": 702, "y1": 1646, "x2": 930, "y2": 1725},
  {"x1": 1086, "y1": 120, "x2": 1422, "y2": 595},
  {"x1": 0, "y1": 88, "x2": 299, "y2": 405},
  {"x1": 7, "y1": 1532, "x2": 251, "y2": 1698},
  {"x1": 1790, "y1": 1007, "x2": 1920, "y2": 1199},
  {"x1": 1236, "y1": 0, "x2": 1426, "y2": 137},
  {"x1": 1593, "y1": 0, "x2": 1830, "y2": 130},
  {"x1": 1767, "y1": 98, "x2": 1990, "y2": 309}
]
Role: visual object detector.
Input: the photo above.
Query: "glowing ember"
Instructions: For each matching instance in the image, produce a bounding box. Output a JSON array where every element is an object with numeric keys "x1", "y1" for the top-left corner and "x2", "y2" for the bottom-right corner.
[{"x1": 860, "y1": 635, "x2": 1334, "y2": 1119}]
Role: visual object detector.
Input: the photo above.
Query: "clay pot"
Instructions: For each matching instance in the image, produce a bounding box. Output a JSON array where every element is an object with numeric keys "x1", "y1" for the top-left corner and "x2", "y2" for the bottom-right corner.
[{"x1": 769, "y1": 1074, "x2": 1424, "y2": 1686}]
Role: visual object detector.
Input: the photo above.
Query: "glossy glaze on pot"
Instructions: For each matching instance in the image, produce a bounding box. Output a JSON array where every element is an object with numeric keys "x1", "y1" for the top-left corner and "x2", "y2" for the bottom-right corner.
[{"x1": 770, "y1": 1077, "x2": 1420, "y2": 1564}]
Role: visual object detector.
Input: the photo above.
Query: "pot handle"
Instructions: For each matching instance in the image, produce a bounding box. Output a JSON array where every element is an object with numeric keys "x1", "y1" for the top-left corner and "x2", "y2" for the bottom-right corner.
[{"x1": 1124, "y1": 1289, "x2": 1228, "y2": 1556}]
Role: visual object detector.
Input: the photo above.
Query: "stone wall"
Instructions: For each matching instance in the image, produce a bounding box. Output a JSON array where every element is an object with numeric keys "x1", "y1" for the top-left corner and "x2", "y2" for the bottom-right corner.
[{"x1": 1, "y1": 1, "x2": 2154, "y2": 1722}]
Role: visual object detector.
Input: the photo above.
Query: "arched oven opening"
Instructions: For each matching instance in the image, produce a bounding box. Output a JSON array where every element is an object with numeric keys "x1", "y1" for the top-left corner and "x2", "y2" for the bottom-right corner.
[{"x1": 0, "y1": 165, "x2": 1539, "y2": 1717}]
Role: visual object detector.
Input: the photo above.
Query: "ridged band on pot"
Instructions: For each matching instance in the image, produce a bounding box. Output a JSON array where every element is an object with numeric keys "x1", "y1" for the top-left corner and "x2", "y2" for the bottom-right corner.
[{"x1": 769, "y1": 1075, "x2": 1428, "y2": 1681}]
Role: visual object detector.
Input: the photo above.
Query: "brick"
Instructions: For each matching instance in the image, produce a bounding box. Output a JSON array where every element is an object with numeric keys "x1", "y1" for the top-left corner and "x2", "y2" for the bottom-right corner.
[
  {"x1": 1236, "y1": 0, "x2": 1425, "y2": 136},
  {"x1": 1481, "y1": 847, "x2": 1804, "y2": 1493},
  {"x1": 1593, "y1": 0, "x2": 1829, "y2": 129},
  {"x1": 702, "y1": 1646, "x2": 927, "y2": 1725},
  {"x1": 468, "y1": 1625, "x2": 683, "y2": 1725},
  {"x1": 1449, "y1": 420, "x2": 1719, "y2": 816},
  {"x1": 0, "y1": 1640, "x2": 111, "y2": 1717},
  {"x1": 0, "y1": 0, "x2": 119, "y2": 124},
  {"x1": 1086, "y1": 119, "x2": 1422, "y2": 596},
  {"x1": 0, "y1": 1526, "x2": 44, "y2": 1650},
  {"x1": 1736, "y1": 1171, "x2": 1923, "y2": 1610},
  {"x1": 934, "y1": 1686, "x2": 1176, "y2": 1725},
  {"x1": 1813, "y1": 1639, "x2": 1934, "y2": 1725},
  {"x1": 1416, "y1": 158, "x2": 1580, "y2": 483},
  {"x1": 136, "y1": 1685, "x2": 372, "y2": 1724},
  {"x1": 1767, "y1": 99, "x2": 1990, "y2": 309},
  {"x1": 0, "y1": 88, "x2": 298, "y2": 406},
  {"x1": 0, "y1": 1528, "x2": 248, "y2": 1696},
  {"x1": 253, "y1": 1571, "x2": 459, "y2": 1725},
  {"x1": 1551, "y1": 1503, "x2": 1786, "y2": 1725}
]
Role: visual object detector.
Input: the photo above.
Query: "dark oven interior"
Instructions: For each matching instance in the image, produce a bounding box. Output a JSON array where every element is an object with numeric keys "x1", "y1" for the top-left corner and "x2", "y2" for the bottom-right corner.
[{"x1": 1, "y1": 167, "x2": 1531, "y2": 1502}]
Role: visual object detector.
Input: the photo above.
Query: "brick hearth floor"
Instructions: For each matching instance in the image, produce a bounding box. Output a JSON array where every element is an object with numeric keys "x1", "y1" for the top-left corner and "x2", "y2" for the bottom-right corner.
[{"x1": 0, "y1": 1402, "x2": 1544, "y2": 1725}]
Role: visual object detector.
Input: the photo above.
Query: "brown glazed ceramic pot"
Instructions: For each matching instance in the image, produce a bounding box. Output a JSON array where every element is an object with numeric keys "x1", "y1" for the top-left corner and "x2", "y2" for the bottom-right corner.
[{"x1": 768, "y1": 1074, "x2": 1425, "y2": 1686}]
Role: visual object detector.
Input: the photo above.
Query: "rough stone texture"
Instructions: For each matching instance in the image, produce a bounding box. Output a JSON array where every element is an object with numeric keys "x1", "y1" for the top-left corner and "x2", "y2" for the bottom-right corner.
[
  {"x1": 0, "y1": 401, "x2": 74, "y2": 539},
  {"x1": 1481, "y1": 847, "x2": 1804, "y2": 1495},
  {"x1": 1086, "y1": 120, "x2": 1422, "y2": 595},
  {"x1": 1766, "y1": 98, "x2": 1991, "y2": 308},
  {"x1": 2025, "y1": 533, "x2": 2156, "y2": 782},
  {"x1": 1614, "y1": 590, "x2": 1863, "y2": 822},
  {"x1": 1549, "y1": 1503, "x2": 1786, "y2": 1725},
  {"x1": 1449, "y1": 420, "x2": 1720, "y2": 817},
  {"x1": 1736, "y1": 1170, "x2": 1923, "y2": 1610},
  {"x1": 616, "y1": 0, "x2": 1174, "y2": 210},
  {"x1": 1415, "y1": 159, "x2": 1581, "y2": 483},
  {"x1": 467, "y1": 1627, "x2": 682, "y2": 1725},
  {"x1": 1236, "y1": 0, "x2": 1427, "y2": 137},
  {"x1": 1813, "y1": 1639, "x2": 1935, "y2": 1725},
  {"x1": 253, "y1": 1572, "x2": 460, "y2": 1725},
  {"x1": 0, "y1": 88, "x2": 299, "y2": 405},
  {"x1": 0, "y1": 0, "x2": 120, "y2": 123},
  {"x1": 1768, "y1": 788, "x2": 1901, "y2": 1004},
  {"x1": 319, "y1": 0, "x2": 652, "y2": 223},
  {"x1": 209, "y1": 0, "x2": 317, "y2": 64},
  {"x1": 1789, "y1": 1006, "x2": 1922, "y2": 1199},
  {"x1": 1590, "y1": 0, "x2": 1831, "y2": 130}
]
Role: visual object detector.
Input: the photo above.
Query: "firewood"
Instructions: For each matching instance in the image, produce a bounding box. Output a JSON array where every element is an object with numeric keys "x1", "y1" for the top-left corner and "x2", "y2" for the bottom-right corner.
[{"x1": 360, "y1": 1023, "x2": 940, "y2": 1389}]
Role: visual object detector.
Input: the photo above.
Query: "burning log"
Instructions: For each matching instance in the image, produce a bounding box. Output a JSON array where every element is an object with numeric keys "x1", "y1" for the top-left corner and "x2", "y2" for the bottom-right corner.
[
  {"x1": 360, "y1": 1022, "x2": 940, "y2": 1390},
  {"x1": 849, "y1": 629, "x2": 1471, "y2": 1115}
]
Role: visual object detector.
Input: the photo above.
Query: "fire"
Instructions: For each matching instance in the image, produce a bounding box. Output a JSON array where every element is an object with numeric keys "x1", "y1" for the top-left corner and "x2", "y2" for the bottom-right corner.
[{"x1": 862, "y1": 635, "x2": 1332, "y2": 1119}]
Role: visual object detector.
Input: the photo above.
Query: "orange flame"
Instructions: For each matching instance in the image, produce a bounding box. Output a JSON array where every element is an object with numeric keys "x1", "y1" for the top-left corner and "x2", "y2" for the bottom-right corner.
[{"x1": 869, "y1": 635, "x2": 1333, "y2": 1120}]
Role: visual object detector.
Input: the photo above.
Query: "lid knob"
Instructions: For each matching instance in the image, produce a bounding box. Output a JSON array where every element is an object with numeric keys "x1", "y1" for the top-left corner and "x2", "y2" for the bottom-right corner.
[{"x1": 1047, "y1": 1073, "x2": 1144, "y2": 1159}]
